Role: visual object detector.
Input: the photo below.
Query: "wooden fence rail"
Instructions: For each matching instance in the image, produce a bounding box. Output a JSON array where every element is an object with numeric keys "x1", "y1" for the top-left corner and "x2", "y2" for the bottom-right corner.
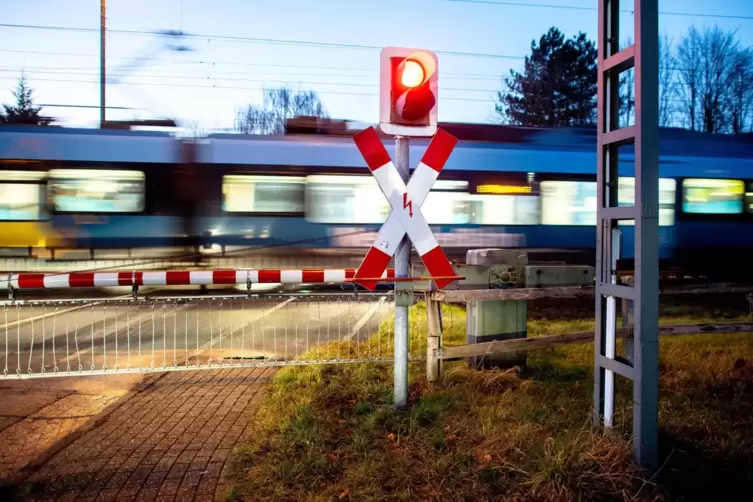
[
  {"x1": 437, "y1": 321, "x2": 753, "y2": 361},
  {"x1": 431, "y1": 283, "x2": 753, "y2": 303}
]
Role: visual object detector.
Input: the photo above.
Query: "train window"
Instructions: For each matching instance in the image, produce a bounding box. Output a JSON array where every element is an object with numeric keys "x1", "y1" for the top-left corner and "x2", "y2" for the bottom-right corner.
[
  {"x1": 223, "y1": 175, "x2": 304, "y2": 213},
  {"x1": 305, "y1": 175, "x2": 390, "y2": 223},
  {"x1": 49, "y1": 169, "x2": 145, "y2": 213},
  {"x1": 0, "y1": 171, "x2": 46, "y2": 221},
  {"x1": 682, "y1": 178, "x2": 744, "y2": 214},
  {"x1": 305, "y1": 175, "x2": 474, "y2": 224},
  {"x1": 423, "y1": 192, "x2": 474, "y2": 224},
  {"x1": 541, "y1": 181, "x2": 597, "y2": 225},
  {"x1": 466, "y1": 194, "x2": 540, "y2": 225},
  {"x1": 429, "y1": 180, "x2": 469, "y2": 192},
  {"x1": 617, "y1": 178, "x2": 676, "y2": 226}
]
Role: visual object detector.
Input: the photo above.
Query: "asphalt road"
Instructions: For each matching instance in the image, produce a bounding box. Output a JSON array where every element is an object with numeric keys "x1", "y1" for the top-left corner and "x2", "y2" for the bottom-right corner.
[{"x1": 0, "y1": 293, "x2": 392, "y2": 377}]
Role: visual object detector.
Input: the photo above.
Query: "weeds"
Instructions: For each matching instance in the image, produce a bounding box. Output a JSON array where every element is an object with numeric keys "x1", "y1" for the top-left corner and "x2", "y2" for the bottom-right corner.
[{"x1": 225, "y1": 295, "x2": 753, "y2": 501}]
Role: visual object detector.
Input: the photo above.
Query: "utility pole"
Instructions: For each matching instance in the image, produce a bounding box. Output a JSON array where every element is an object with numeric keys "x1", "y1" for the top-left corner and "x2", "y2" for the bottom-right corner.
[{"x1": 100, "y1": 0, "x2": 106, "y2": 128}]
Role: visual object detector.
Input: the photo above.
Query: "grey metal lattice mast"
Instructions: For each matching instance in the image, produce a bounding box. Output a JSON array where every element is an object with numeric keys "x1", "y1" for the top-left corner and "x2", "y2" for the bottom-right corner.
[{"x1": 593, "y1": 0, "x2": 660, "y2": 469}]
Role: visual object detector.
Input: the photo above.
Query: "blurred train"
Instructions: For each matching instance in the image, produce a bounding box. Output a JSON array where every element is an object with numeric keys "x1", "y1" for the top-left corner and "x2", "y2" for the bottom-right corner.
[{"x1": 1, "y1": 121, "x2": 752, "y2": 276}]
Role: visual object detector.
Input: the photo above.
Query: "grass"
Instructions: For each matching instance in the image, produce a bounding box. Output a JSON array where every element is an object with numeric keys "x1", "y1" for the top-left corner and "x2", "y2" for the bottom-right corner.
[{"x1": 224, "y1": 293, "x2": 753, "y2": 501}]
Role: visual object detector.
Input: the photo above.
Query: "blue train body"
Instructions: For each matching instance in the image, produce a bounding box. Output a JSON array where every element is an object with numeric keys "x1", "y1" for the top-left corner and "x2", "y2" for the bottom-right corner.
[{"x1": 1, "y1": 124, "x2": 752, "y2": 270}]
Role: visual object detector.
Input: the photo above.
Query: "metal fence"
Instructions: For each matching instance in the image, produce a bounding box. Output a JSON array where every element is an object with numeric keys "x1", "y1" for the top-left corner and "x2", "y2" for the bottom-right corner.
[{"x1": 0, "y1": 292, "x2": 419, "y2": 379}]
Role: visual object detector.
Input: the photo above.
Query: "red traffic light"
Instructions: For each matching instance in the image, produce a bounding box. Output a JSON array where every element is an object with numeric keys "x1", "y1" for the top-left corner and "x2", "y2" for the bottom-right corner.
[
  {"x1": 380, "y1": 48, "x2": 438, "y2": 136},
  {"x1": 398, "y1": 59, "x2": 425, "y2": 88}
]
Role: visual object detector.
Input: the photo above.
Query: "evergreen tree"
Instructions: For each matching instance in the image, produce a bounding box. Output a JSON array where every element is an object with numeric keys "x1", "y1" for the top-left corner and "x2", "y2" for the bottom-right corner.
[
  {"x1": 495, "y1": 27, "x2": 597, "y2": 127},
  {"x1": 0, "y1": 75, "x2": 53, "y2": 126}
]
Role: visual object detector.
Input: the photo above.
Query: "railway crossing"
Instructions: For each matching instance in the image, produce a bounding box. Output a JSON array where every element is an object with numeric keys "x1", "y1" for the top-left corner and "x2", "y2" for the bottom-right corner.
[{"x1": 0, "y1": 0, "x2": 664, "y2": 470}]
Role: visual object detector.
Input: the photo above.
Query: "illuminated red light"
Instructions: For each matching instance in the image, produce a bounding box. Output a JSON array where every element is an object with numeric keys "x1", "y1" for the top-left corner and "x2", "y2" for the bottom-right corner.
[
  {"x1": 399, "y1": 60, "x2": 425, "y2": 88},
  {"x1": 380, "y1": 47, "x2": 439, "y2": 135}
]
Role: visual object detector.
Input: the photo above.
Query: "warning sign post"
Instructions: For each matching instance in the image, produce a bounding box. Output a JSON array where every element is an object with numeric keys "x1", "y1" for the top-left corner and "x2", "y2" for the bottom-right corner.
[{"x1": 352, "y1": 126, "x2": 459, "y2": 408}]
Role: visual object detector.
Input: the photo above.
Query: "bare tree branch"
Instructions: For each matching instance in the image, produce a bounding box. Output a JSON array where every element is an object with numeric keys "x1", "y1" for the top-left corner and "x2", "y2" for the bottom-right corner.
[
  {"x1": 676, "y1": 26, "x2": 743, "y2": 134},
  {"x1": 677, "y1": 26, "x2": 703, "y2": 131},
  {"x1": 619, "y1": 37, "x2": 635, "y2": 128},
  {"x1": 186, "y1": 119, "x2": 208, "y2": 139},
  {"x1": 730, "y1": 48, "x2": 753, "y2": 133},
  {"x1": 659, "y1": 35, "x2": 679, "y2": 127},
  {"x1": 235, "y1": 87, "x2": 328, "y2": 135}
]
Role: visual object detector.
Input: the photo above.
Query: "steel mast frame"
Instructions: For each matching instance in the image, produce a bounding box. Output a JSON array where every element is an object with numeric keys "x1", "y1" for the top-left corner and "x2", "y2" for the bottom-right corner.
[{"x1": 593, "y1": 0, "x2": 660, "y2": 469}]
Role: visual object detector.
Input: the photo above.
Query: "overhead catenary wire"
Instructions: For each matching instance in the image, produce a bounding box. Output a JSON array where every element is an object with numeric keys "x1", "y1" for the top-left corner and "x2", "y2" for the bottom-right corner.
[
  {"x1": 0, "y1": 48, "x2": 517, "y2": 80},
  {"x1": 0, "y1": 68, "x2": 695, "y2": 105},
  {"x1": 0, "y1": 76, "x2": 500, "y2": 103},
  {"x1": 0, "y1": 23, "x2": 525, "y2": 61},
  {"x1": 0, "y1": 68, "x2": 502, "y2": 94},
  {"x1": 0, "y1": 59, "x2": 701, "y2": 79},
  {"x1": 445, "y1": 0, "x2": 753, "y2": 20},
  {"x1": 0, "y1": 61, "x2": 508, "y2": 81},
  {"x1": 0, "y1": 9, "x2": 749, "y2": 84}
]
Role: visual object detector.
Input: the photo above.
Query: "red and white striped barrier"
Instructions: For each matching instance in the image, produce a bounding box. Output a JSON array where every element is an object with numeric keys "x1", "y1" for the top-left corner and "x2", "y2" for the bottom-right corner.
[
  {"x1": 352, "y1": 126, "x2": 458, "y2": 291},
  {"x1": 6, "y1": 269, "x2": 396, "y2": 290}
]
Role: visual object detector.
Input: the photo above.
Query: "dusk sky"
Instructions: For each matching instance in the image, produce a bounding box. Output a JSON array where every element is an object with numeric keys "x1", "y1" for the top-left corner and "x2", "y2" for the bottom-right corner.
[{"x1": 1, "y1": 0, "x2": 752, "y2": 132}]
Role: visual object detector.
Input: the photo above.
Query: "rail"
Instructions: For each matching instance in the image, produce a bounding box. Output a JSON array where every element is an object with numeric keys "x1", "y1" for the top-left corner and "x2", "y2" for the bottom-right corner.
[
  {"x1": 437, "y1": 321, "x2": 753, "y2": 361},
  {"x1": 432, "y1": 282, "x2": 753, "y2": 303}
]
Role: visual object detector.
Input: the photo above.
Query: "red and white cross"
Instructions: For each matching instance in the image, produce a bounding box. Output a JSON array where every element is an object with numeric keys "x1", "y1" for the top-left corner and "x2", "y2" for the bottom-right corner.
[{"x1": 352, "y1": 126, "x2": 458, "y2": 291}]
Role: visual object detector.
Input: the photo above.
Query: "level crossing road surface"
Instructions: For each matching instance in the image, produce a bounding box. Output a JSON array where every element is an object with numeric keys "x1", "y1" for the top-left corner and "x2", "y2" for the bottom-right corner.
[{"x1": 1, "y1": 292, "x2": 392, "y2": 377}]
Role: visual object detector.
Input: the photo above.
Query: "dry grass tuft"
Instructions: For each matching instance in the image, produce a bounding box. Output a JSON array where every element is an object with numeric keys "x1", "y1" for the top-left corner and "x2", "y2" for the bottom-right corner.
[
  {"x1": 444, "y1": 364, "x2": 521, "y2": 393},
  {"x1": 224, "y1": 295, "x2": 753, "y2": 501}
]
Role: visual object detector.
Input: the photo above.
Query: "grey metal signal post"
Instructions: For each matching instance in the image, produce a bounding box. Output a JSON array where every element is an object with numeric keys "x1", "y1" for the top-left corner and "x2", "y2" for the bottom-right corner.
[
  {"x1": 594, "y1": 0, "x2": 660, "y2": 469},
  {"x1": 394, "y1": 136, "x2": 410, "y2": 410}
]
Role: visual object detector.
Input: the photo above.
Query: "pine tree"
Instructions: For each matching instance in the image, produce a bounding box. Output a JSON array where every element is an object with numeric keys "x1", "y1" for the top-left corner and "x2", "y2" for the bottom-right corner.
[
  {"x1": 495, "y1": 27, "x2": 597, "y2": 127},
  {"x1": 0, "y1": 75, "x2": 53, "y2": 126}
]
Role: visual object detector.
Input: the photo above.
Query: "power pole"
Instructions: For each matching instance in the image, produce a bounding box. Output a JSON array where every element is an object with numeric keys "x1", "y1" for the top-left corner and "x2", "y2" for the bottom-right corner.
[
  {"x1": 594, "y1": 0, "x2": 659, "y2": 470},
  {"x1": 100, "y1": 0, "x2": 106, "y2": 128}
]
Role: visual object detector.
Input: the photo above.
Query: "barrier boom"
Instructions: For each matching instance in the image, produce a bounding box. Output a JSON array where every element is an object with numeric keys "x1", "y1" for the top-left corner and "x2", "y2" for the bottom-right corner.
[{"x1": 7, "y1": 268, "x2": 396, "y2": 290}]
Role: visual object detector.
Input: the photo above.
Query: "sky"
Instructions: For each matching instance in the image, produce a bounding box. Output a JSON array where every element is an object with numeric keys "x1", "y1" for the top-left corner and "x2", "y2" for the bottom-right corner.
[{"x1": 1, "y1": 0, "x2": 752, "y2": 132}]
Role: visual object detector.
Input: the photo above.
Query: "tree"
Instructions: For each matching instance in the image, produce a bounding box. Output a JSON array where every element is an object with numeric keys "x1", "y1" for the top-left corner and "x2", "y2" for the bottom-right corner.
[
  {"x1": 619, "y1": 35, "x2": 677, "y2": 128},
  {"x1": 700, "y1": 27, "x2": 738, "y2": 133},
  {"x1": 186, "y1": 119, "x2": 208, "y2": 139},
  {"x1": 235, "y1": 87, "x2": 327, "y2": 135},
  {"x1": 0, "y1": 75, "x2": 53, "y2": 125},
  {"x1": 658, "y1": 35, "x2": 679, "y2": 127},
  {"x1": 729, "y1": 48, "x2": 753, "y2": 133},
  {"x1": 676, "y1": 26, "x2": 746, "y2": 133},
  {"x1": 618, "y1": 38, "x2": 635, "y2": 128},
  {"x1": 676, "y1": 27, "x2": 702, "y2": 131},
  {"x1": 495, "y1": 27, "x2": 597, "y2": 127}
]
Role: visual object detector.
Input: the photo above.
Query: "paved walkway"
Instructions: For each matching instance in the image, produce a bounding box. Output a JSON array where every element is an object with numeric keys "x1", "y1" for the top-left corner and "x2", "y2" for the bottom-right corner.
[
  {"x1": 1, "y1": 368, "x2": 273, "y2": 501},
  {"x1": 0, "y1": 374, "x2": 146, "y2": 487}
]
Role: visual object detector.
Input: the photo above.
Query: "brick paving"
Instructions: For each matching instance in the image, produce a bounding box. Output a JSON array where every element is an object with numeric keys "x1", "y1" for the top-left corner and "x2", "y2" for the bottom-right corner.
[
  {"x1": 13, "y1": 367, "x2": 273, "y2": 501},
  {"x1": 0, "y1": 375, "x2": 145, "y2": 486}
]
